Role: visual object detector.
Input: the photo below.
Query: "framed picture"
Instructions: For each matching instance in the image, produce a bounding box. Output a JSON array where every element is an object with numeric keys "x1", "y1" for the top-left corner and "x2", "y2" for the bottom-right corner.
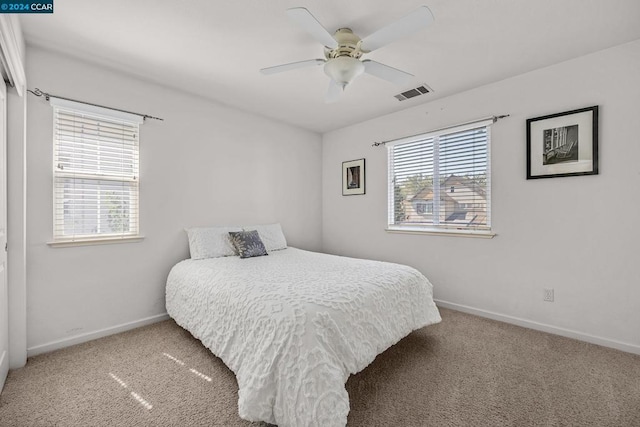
[
  {"x1": 526, "y1": 106, "x2": 598, "y2": 179},
  {"x1": 342, "y1": 158, "x2": 365, "y2": 195}
]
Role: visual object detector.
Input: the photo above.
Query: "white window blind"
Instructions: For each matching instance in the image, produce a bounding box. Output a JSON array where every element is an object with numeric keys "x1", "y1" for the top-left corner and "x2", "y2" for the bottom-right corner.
[
  {"x1": 388, "y1": 118, "x2": 492, "y2": 233},
  {"x1": 52, "y1": 98, "x2": 142, "y2": 243}
]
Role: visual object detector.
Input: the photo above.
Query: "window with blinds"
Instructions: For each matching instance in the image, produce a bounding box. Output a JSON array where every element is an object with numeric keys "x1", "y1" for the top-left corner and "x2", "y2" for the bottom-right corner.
[
  {"x1": 388, "y1": 118, "x2": 492, "y2": 234},
  {"x1": 52, "y1": 98, "x2": 142, "y2": 243}
]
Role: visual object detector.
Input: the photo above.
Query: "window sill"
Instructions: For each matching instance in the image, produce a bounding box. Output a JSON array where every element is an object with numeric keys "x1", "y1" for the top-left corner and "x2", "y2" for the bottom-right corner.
[
  {"x1": 385, "y1": 227, "x2": 496, "y2": 239},
  {"x1": 47, "y1": 236, "x2": 145, "y2": 248}
]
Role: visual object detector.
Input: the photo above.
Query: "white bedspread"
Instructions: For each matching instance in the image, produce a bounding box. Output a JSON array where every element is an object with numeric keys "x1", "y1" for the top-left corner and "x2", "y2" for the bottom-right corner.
[{"x1": 165, "y1": 248, "x2": 441, "y2": 427}]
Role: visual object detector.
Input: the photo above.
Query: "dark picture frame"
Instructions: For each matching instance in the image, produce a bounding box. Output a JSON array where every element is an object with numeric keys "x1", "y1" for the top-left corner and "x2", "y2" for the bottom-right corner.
[
  {"x1": 342, "y1": 158, "x2": 365, "y2": 195},
  {"x1": 526, "y1": 106, "x2": 598, "y2": 179}
]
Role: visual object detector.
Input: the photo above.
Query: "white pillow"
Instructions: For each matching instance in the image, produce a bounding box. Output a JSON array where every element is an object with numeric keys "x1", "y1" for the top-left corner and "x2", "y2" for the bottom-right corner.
[
  {"x1": 185, "y1": 226, "x2": 242, "y2": 259},
  {"x1": 242, "y1": 223, "x2": 287, "y2": 252}
]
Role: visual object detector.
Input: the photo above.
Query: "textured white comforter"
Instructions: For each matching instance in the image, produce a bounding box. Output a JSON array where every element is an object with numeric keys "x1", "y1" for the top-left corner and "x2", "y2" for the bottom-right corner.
[{"x1": 165, "y1": 248, "x2": 441, "y2": 427}]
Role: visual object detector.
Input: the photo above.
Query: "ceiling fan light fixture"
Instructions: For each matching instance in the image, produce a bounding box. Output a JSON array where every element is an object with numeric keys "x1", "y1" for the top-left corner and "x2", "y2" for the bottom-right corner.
[{"x1": 323, "y1": 57, "x2": 364, "y2": 87}]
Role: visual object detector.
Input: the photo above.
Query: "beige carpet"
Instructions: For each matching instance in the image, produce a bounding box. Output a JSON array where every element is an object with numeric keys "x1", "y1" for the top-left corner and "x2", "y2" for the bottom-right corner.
[{"x1": 1, "y1": 308, "x2": 639, "y2": 426}]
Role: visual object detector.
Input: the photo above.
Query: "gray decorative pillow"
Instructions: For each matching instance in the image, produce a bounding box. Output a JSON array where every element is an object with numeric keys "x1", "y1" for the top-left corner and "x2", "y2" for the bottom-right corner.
[{"x1": 229, "y1": 230, "x2": 268, "y2": 259}]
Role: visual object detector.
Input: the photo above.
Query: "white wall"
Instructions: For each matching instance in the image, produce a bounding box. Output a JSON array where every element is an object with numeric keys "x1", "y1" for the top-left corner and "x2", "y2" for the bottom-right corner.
[
  {"x1": 322, "y1": 40, "x2": 640, "y2": 353},
  {"x1": 26, "y1": 46, "x2": 322, "y2": 353}
]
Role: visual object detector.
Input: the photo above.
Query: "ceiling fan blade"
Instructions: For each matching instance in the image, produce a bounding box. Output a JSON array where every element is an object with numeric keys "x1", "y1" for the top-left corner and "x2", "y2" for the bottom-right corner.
[
  {"x1": 360, "y1": 6, "x2": 434, "y2": 52},
  {"x1": 325, "y1": 79, "x2": 344, "y2": 103},
  {"x1": 286, "y1": 7, "x2": 338, "y2": 49},
  {"x1": 362, "y1": 60, "x2": 413, "y2": 86},
  {"x1": 260, "y1": 59, "x2": 325, "y2": 75}
]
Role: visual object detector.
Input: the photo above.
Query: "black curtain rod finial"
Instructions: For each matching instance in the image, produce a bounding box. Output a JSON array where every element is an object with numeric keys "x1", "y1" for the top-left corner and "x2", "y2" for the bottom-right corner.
[{"x1": 27, "y1": 87, "x2": 49, "y2": 100}]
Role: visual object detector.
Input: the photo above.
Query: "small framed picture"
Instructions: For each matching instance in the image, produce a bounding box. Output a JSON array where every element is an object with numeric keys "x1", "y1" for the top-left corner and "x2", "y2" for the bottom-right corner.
[
  {"x1": 526, "y1": 106, "x2": 598, "y2": 179},
  {"x1": 342, "y1": 158, "x2": 365, "y2": 195}
]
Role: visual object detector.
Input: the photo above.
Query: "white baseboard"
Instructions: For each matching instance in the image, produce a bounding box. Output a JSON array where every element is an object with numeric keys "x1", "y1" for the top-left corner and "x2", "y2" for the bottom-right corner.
[
  {"x1": 27, "y1": 313, "x2": 170, "y2": 358},
  {"x1": 434, "y1": 299, "x2": 640, "y2": 356}
]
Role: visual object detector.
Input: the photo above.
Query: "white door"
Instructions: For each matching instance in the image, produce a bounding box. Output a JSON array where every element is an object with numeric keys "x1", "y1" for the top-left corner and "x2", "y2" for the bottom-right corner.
[{"x1": 0, "y1": 78, "x2": 7, "y2": 392}]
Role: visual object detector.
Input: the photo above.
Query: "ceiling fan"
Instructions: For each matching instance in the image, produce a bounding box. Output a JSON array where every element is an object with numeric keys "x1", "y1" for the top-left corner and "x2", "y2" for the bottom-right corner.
[{"x1": 260, "y1": 6, "x2": 434, "y2": 103}]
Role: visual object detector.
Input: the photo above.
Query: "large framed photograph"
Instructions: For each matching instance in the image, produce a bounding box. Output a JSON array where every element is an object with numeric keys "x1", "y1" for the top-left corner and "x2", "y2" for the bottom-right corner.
[
  {"x1": 342, "y1": 158, "x2": 365, "y2": 195},
  {"x1": 526, "y1": 106, "x2": 598, "y2": 179}
]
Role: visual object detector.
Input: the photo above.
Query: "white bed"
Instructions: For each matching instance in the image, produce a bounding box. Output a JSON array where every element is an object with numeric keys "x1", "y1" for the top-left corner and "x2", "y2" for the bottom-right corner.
[{"x1": 166, "y1": 247, "x2": 441, "y2": 427}]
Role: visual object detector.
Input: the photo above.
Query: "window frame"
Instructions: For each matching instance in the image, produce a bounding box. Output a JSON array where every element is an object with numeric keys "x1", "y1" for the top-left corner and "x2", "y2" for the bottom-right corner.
[
  {"x1": 386, "y1": 118, "x2": 496, "y2": 238},
  {"x1": 48, "y1": 97, "x2": 144, "y2": 246}
]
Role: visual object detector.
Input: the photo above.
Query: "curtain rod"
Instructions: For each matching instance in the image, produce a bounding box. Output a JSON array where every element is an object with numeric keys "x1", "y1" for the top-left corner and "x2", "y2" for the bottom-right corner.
[
  {"x1": 372, "y1": 114, "x2": 510, "y2": 147},
  {"x1": 27, "y1": 88, "x2": 164, "y2": 121}
]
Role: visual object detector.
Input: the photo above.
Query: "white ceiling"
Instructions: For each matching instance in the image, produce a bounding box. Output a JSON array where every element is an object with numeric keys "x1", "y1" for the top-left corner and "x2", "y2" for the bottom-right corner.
[{"x1": 20, "y1": 0, "x2": 640, "y2": 133}]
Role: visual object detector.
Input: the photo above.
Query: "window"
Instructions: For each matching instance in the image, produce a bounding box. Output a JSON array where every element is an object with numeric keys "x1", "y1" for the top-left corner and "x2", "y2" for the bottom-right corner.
[
  {"x1": 414, "y1": 201, "x2": 433, "y2": 215},
  {"x1": 388, "y1": 118, "x2": 493, "y2": 235},
  {"x1": 51, "y1": 98, "x2": 143, "y2": 243}
]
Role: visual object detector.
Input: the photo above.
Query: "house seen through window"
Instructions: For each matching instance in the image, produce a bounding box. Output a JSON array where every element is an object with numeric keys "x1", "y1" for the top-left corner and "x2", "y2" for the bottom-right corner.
[{"x1": 387, "y1": 118, "x2": 493, "y2": 234}]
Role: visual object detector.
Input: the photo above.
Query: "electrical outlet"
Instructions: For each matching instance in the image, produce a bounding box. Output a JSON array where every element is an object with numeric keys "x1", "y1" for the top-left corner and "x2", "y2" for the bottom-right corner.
[{"x1": 544, "y1": 288, "x2": 554, "y2": 302}]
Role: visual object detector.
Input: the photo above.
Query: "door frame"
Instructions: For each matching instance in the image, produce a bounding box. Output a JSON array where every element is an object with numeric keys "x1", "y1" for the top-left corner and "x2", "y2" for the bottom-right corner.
[
  {"x1": 0, "y1": 77, "x2": 7, "y2": 392},
  {"x1": 0, "y1": 14, "x2": 27, "y2": 374}
]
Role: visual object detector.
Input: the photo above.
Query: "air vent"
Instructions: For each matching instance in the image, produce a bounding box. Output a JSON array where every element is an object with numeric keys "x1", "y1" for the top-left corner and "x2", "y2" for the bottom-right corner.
[{"x1": 394, "y1": 84, "x2": 433, "y2": 101}]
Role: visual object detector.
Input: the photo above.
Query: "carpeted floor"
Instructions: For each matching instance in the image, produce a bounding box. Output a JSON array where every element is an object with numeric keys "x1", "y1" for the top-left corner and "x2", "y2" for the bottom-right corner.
[{"x1": 1, "y1": 308, "x2": 639, "y2": 426}]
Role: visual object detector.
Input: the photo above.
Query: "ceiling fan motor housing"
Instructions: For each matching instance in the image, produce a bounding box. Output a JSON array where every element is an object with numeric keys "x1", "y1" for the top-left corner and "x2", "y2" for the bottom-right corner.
[{"x1": 324, "y1": 28, "x2": 363, "y2": 59}]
